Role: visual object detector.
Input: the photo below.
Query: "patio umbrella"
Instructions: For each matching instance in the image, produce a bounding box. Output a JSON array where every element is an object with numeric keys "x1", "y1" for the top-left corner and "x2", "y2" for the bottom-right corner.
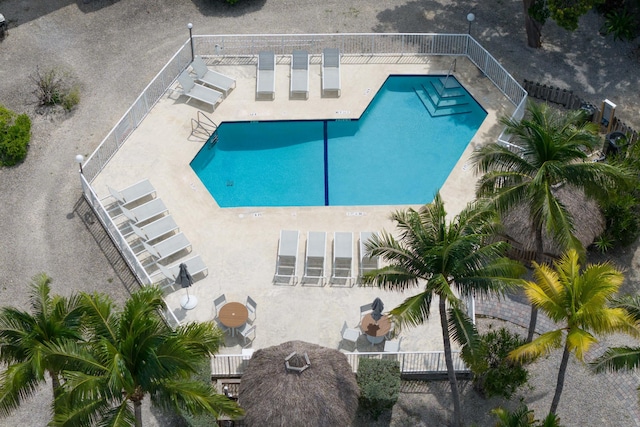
[
  {"x1": 371, "y1": 297, "x2": 384, "y2": 321},
  {"x1": 176, "y1": 263, "x2": 197, "y2": 310},
  {"x1": 238, "y1": 341, "x2": 359, "y2": 427}
]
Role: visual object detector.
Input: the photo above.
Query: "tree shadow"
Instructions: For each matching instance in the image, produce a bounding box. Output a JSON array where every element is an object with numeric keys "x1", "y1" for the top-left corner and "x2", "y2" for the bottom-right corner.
[
  {"x1": 0, "y1": 0, "x2": 122, "y2": 29},
  {"x1": 189, "y1": 0, "x2": 267, "y2": 18}
]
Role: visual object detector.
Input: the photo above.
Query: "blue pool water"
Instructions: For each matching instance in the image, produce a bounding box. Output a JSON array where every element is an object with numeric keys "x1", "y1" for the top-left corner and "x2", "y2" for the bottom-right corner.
[{"x1": 190, "y1": 75, "x2": 487, "y2": 207}]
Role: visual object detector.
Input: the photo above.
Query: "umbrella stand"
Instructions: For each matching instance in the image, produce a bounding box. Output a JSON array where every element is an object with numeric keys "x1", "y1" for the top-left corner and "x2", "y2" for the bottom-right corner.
[{"x1": 180, "y1": 287, "x2": 198, "y2": 310}]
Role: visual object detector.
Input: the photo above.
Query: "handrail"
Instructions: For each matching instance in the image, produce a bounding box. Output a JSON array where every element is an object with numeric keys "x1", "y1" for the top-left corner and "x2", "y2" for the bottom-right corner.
[
  {"x1": 191, "y1": 110, "x2": 218, "y2": 141},
  {"x1": 439, "y1": 58, "x2": 457, "y2": 97}
]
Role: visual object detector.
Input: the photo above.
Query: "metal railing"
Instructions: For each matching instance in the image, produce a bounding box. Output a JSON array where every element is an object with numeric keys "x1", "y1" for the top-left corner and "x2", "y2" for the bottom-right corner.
[
  {"x1": 81, "y1": 33, "x2": 527, "y2": 183},
  {"x1": 211, "y1": 350, "x2": 468, "y2": 377},
  {"x1": 80, "y1": 174, "x2": 182, "y2": 328}
]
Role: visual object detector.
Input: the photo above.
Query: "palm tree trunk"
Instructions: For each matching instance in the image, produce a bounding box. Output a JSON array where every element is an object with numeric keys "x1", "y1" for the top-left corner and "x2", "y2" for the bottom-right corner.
[
  {"x1": 523, "y1": 0, "x2": 543, "y2": 48},
  {"x1": 439, "y1": 297, "x2": 462, "y2": 427},
  {"x1": 50, "y1": 372, "x2": 61, "y2": 398},
  {"x1": 550, "y1": 343, "x2": 571, "y2": 414},
  {"x1": 527, "y1": 226, "x2": 545, "y2": 342},
  {"x1": 134, "y1": 399, "x2": 143, "y2": 427}
]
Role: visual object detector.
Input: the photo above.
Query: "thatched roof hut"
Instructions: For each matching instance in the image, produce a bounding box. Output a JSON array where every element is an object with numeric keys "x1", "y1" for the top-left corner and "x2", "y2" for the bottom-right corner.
[
  {"x1": 500, "y1": 184, "x2": 605, "y2": 259},
  {"x1": 238, "y1": 341, "x2": 360, "y2": 427}
]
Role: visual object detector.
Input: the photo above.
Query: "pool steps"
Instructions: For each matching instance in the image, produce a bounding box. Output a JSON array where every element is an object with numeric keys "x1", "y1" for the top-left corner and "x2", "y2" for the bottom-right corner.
[{"x1": 413, "y1": 77, "x2": 472, "y2": 117}]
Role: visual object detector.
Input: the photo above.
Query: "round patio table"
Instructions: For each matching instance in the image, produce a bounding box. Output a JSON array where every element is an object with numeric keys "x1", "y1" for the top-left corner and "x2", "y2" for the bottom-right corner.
[
  {"x1": 219, "y1": 302, "x2": 249, "y2": 337},
  {"x1": 360, "y1": 313, "x2": 391, "y2": 344}
]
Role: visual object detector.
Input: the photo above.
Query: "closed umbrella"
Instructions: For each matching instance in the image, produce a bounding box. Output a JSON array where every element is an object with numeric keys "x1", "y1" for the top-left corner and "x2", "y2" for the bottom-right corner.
[
  {"x1": 371, "y1": 297, "x2": 384, "y2": 321},
  {"x1": 177, "y1": 263, "x2": 197, "y2": 310}
]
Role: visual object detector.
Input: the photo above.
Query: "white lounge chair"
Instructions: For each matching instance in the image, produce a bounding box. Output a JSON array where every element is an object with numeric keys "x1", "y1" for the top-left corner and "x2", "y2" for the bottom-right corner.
[
  {"x1": 129, "y1": 215, "x2": 178, "y2": 242},
  {"x1": 120, "y1": 198, "x2": 168, "y2": 225},
  {"x1": 256, "y1": 51, "x2": 276, "y2": 100},
  {"x1": 274, "y1": 230, "x2": 299, "y2": 284},
  {"x1": 290, "y1": 50, "x2": 309, "y2": 99},
  {"x1": 141, "y1": 232, "x2": 191, "y2": 263},
  {"x1": 156, "y1": 255, "x2": 207, "y2": 281},
  {"x1": 302, "y1": 231, "x2": 326, "y2": 285},
  {"x1": 359, "y1": 231, "x2": 380, "y2": 277},
  {"x1": 177, "y1": 71, "x2": 223, "y2": 109},
  {"x1": 107, "y1": 179, "x2": 155, "y2": 206},
  {"x1": 191, "y1": 56, "x2": 236, "y2": 97},
  {"x1": 331, "y1": 232, "x2": 354, "y2": 286},
  {"x1": 246, "y1": 296, "x2": 257, "y2": 323},
  {"x1": 322, "y1": 48, "x2": 341, "y2": 97}
]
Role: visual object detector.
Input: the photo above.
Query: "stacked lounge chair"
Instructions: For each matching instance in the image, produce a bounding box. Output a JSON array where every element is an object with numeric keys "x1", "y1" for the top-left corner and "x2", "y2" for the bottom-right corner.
[
  {"x1": 322, "y1": 48, "x2": 341, "y2": 97},
  {"x1": 177, "y1": 71, "x2": 224, "y2": 109},
  {"x1": 290, "y1": 50, "x2": 309, "y2": 99},
  {"x1": 191, "y1": 56, "x2": 236, "y2": 97},
  {"x1": 302, "y1": 231, "x2": 327, "y2": 286},
  {"x1": 256, "y1": 51, "x2": 276, "y2": 100},
  {"x1": 331, "y1": 232, "x2": 354, "y2": 286},
  {"x1": 274, "y1": 230, "x2": 299, "y2": 285}
]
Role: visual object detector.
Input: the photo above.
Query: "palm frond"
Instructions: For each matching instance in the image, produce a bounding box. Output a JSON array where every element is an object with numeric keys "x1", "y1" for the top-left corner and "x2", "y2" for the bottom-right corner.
[
  {"x1": 151, "y1": 379, "x2": 243, "y2": 419},
  {"x1": 509, "y1": 330, "x2": 563, "y2": 361},
  {"x1": 447, "y1": 306, "x2": 481, "y2": 361},
  {"x1": 590, "y1": 346, "x2": 640, "y2": 373},
  {"x1": 0, "y1": 361, "x2": 41, "y2": 417},
  {"x1": 611, "y1": 295, "x2": 640, "y2": 321},
  {"x1": 388, "y1": 292, "x2": 433, "y2": 331},
  {"x1": 565, "y1": 328, "x2": 597, "y2": 361}
]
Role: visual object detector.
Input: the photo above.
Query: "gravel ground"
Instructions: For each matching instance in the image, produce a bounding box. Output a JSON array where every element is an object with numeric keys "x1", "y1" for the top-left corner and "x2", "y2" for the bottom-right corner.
[{"x1": 0, "y1": 0, "x2": 639, "y2": 425}]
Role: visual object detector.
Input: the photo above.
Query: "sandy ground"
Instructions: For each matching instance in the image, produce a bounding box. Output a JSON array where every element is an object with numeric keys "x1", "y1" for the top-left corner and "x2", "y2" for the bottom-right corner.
[{"x1": 0, "y1": 0, "x2": 639, "y2": 425}]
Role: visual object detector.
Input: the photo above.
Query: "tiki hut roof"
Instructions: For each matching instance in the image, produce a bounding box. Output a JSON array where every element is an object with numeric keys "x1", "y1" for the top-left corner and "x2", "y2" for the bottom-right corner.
[
  {"x1": 500, "y1": 184, "x2": 605, "y2": 256},
  {"x1": 238, "y1": 341, "x2": 359, "y2": 427}
]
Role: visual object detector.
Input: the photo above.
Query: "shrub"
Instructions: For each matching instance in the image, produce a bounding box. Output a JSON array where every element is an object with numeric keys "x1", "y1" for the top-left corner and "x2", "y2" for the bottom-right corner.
[
  {"x1": 0, "y1": 105, "x2": 31, "y2": 166},
  {"x1": 493, "y1": 403, "x2": 564, "y2": 426},
  {"x1": 181, "y1": 357, "x2": 220, "y2": 427},
  {"x1": 600, "y1": 8, "x2": 637, "y2": 41},
  {"x1": 30, "y1": 67, "x2": 80, "y2": 111},
  {"x1": 462, "y1": 326, "x2": 529, "y2": 399},
  {"x1": 356, "y1": 357, "x2": 401, "y2": 420}
]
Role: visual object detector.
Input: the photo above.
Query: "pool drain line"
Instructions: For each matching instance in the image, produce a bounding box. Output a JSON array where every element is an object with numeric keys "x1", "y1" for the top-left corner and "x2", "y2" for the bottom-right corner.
[{"x1": 323, "y1": 120, "x2": 329, "y2": 206}]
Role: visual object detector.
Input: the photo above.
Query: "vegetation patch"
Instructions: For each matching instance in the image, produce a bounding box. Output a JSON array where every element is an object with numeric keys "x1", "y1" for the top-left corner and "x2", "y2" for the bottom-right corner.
[
  {"x1": 0, "y1": 104, "x2": 31, "y2": 166},
  {"x1": 30, "y1": 67, "x2": 80, "y2": 112},
  {"x1": 356, "y1": 357, "x2": 401, "y2": 420}
]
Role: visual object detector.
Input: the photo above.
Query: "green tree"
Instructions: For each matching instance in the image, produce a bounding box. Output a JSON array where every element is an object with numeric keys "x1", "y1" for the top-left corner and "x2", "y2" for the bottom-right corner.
[
  {"x1": 523, "y1": 0, "x2": 603, "y2": 48},
  {"x1": 362, "y1": 192, "x2": 525, "y2": 427},
  {"x1": 471, "y1": 100, "x2": 631, "y2": 342},
  {"x1": 509, "y1": 249, "x2": 638, "y2": 414},
  {"x1": 49, "y1": 286, "x2": 242, "y2": 427},
  {"x1": 591, "y1": 295, "x2": 640, "y2": 385},
  {"x1": 0, "y1": 273, "x2": 84, "y2": 416}
]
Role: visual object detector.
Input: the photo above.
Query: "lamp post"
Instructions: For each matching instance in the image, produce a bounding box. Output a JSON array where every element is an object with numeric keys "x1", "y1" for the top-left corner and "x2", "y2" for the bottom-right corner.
[
  {"x1": 187, "y1": 22, "x2": 194, "y2": 62},
  {"x1": 75, "y1": 154, "x2": 84, "y2": 174},
  {"x1": 466, "y1": 13, "x2": 475, "y2": 35}
]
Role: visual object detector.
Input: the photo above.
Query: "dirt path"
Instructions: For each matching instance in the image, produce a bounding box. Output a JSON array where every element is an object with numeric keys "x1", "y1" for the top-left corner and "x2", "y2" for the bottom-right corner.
[{"x1": 0, "y1": 0, "x2": 638, "y2": 425}]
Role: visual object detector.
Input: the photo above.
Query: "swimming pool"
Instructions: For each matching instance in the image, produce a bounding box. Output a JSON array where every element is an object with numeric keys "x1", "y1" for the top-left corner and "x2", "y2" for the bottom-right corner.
[{"x1": 190, "y1": 75, "x2": 487, "y2": 207}]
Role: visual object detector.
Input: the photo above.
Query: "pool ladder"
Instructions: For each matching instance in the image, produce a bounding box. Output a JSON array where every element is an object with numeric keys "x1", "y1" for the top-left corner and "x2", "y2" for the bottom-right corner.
[{"x1": 190, "y1": 111, "x2": 218, "y2": 142}]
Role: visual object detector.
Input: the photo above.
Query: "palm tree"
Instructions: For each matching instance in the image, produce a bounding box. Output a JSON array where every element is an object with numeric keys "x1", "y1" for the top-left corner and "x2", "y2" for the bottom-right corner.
[
  {"x1": 509, "y1": 249, "x2": 639, "y2": 415},
  {"x1": 0, "y1": 273, "x2": 84, "y2": 417},
  {"x1": 49, "y1": 285, "x2": 243, "y2": 427},
  {"x1": 591, "y1": 295, "x2": 640, "y2": 379},
  {"x1": 471, "y1": 100, "x2": 631, "y2": 342},
  {"x1": 362, "y1": 192, "x2": 525, "y2": 427}
]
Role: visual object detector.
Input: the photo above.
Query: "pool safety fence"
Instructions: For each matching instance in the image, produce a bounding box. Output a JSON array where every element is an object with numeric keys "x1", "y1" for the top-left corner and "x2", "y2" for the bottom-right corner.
[
  {"x1": 81, "y1": 33, "x2": 527, "y2": 184},
  {"x1": 211, "y1": 350, "x2": 469, "y2": 378}
]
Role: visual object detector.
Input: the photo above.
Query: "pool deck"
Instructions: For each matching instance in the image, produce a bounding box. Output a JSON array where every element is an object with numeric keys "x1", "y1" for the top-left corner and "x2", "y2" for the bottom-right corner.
[{"x1": 91, "y1": 54, "x2": 515, "y2": 354}]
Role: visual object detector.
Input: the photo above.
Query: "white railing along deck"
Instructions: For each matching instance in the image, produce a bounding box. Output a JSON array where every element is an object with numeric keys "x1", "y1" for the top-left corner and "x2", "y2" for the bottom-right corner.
[
  {"x1": 81, "y1": 33, "x2": 527, "y2": 184},
  {"x1": 211, "y1": 350, "x2": 468, "y2": 377}
]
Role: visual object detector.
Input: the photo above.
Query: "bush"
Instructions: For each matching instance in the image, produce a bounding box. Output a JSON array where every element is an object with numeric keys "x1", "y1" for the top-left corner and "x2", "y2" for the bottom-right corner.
[
  {"x1": 462, "y1": 326, "x2": 529, "y2": 399},
  {"x1": 493, "y1": 403, "x2": 564, "y2": 426},
  {"x1": 356, "y1": 357, "x2": 401, "y2": 420},
  {"x1": 0, "y1": 105, "x2": 31, "y2": 166},
  {"x1": 601, "y1": 8, "x2": 637, "y2": 41},
  {"x1": 30, "y1": 67, "x2": 80, "y2": 111}
]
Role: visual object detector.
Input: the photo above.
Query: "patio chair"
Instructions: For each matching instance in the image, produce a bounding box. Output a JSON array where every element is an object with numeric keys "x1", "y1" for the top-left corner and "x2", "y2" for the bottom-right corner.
[
  {"x1": 359, "y1": 303, "x2": 373, "y2": 320},
  {"x1": 213, "y1": 294, "x2": 227, "y2": 317},
  {"x1": 331, "y1": 232, "x2": 354, "y2": 285},
  {"x1": 141, "y1": 232, "x2": 191, "y2": 263},
  {"x1": 246, "y1": 296, "x2": 257, "y2": 323},
  {"x1": 384, "y1": 336, "x2": 403, "y2": 352},
  {"x1": 290, "y1": 50, "x2": 309, "y2": 99},
  {"x1": 120, "y1": 198, "x2": 168, "y2": 225},
  {"x1": 359, "y1": 231, "x2": 380, "y2": 277},
  {"x1": 340, "y1": 321, "x2": 360, "y2": 351},
  {"x1": 156, "y1": 255, "x2": 207, "y2": 281},
  {"x1": 177, "y1": 71, "x2": 223, "y2": 109},
  {"x1": 322, "y1": 48, "x2": 341, "y2": 97},
  {"x1": 215, "y1": 318, "x2": 229, "y2": 334},
  {"x1": 107, "y1": 179, "x2": 155, "y2": 206},
  {"x1": 274, "y1": 230, "x2": 299, "y2": 284},
  {"x1": 129, "y1": 215, "x2": 178, "y2": 242},
  {"x1": 256, "y1": 51, "x2": 276, "y2": 100},
  {"x1": 191, "y1": 56, "x2": 236, "y2": 97},
  {"x1": 302, "y1": 231, "x2": 326, "y2": 285},
  {"x1": 238, "y1": 323, "x2": 256, "y2": 347}
]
